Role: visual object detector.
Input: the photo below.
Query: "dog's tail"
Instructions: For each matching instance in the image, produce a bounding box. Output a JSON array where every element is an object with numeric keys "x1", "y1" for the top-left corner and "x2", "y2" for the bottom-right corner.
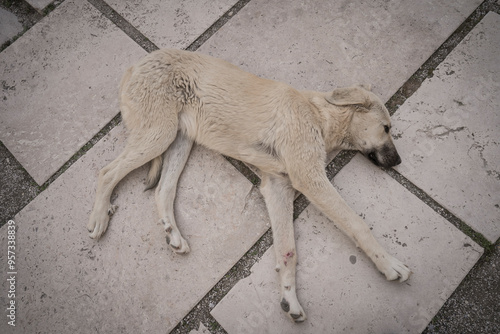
[{"x1": 144, "y1": 156, "x2": 163, "y2": 191}]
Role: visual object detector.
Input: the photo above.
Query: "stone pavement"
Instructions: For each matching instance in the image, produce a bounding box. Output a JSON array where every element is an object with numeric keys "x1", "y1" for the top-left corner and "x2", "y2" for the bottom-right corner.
[{"x1": 0, "y1": 1, "x2": 499, "y2": 333}]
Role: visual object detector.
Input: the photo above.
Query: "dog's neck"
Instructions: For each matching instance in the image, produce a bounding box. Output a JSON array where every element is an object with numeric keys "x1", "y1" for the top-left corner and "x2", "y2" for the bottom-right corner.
[{"x1": 301, "y1": 91, "x2": 354, "y2": 153}]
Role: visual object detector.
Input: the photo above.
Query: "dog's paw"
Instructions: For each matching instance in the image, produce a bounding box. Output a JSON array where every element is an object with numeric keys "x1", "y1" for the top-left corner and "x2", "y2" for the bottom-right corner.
[
  {"x1": 378, "y1": 254, "x2": 412, "y2": 282},
  {"x1": 161, "y1": 219, "x2": 190, "y2": 254},
  {"x1": 280, "y1": 290, "x2": 307, "y2": 323},
  {"x1": 87, "y1": 204, "x2": 117, "y2": 240}
]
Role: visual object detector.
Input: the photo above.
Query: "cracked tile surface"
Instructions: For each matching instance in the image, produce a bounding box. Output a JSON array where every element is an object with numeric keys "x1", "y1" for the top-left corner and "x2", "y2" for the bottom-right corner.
[{"x1": 392, "y1": 12, "x2": 500, "y2": 243}]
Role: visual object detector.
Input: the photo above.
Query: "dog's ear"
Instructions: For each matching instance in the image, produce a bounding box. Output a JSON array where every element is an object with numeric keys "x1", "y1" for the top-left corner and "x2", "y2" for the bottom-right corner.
[{"x1": 326, "y1": 85, "x2": 371, "y2": 106}]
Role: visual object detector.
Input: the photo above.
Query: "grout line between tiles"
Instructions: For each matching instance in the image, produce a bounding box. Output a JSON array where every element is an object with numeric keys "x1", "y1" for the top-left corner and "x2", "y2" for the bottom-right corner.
[
  {"x1": 39, "y1": 113, "x2": 123, "y2": 191},
  {"x1": 171, "y1": 2, "x2": 499, "y2": 333},
  {"x1": 0, "y1": 0, "x2": 44, "y2": 52},
  {"x1": 384, "y1": 1, "x2": 494, "y2": 117},
  {"x1": 0, "y1": 0, "x2": 497, "y2": 333},
  {"x1": 385, "y1": 168, "x2": 492, "y2": 249},
  {"x1": 185, "y1": 0, "x2": 253, "y2": 52},
  {"x1": 87, "y1": 0, "x2": 159, "y2": 52}
]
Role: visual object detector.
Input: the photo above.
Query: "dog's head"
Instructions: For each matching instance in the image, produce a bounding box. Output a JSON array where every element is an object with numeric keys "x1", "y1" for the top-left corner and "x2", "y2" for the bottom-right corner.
[{"x1": 326, "y1": 85, "x2": 401, "y2": 168}]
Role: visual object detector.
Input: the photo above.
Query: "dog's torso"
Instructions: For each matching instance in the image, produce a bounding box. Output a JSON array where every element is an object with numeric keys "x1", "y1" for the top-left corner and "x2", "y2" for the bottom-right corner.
[
  {"x1": 120, "y1": 49, "x2": 328, "y2": 176},
  {"x1": 89, "y1": 50, "x2": 410, "y2": 323}
]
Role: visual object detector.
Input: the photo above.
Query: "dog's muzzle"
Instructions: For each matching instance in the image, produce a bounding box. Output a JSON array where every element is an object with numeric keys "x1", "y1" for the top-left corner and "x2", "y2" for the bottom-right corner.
[{"x1": 365, "y1": 145, "x2": 401, "y2": 168}]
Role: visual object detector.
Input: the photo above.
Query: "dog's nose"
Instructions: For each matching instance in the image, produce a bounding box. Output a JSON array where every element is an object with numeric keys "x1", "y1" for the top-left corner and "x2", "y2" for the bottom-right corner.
[{"x1": 394, "y1": 154, "x2": 402, "y2": 166}]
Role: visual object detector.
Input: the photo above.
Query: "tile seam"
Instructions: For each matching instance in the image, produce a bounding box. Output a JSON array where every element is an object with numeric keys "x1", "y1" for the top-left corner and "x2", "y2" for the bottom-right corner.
[
  {"x1": 86, "y1": 0, "x2": 159, "y2": 53},
  {"x1": 0, "y1": 0, "x2": 45, "y2": 52},
  {"x1": 185, "y1": 0, "x2": 253, "y2": 52},
  {"x1": 1, "y1": 0, "x2": 495, "y2": 332},
  {"x1": 171, "y1": 2, "x2": 498, "y2": 333},
  {"x1": 384, "y1": 168, "x2": 492, "y2": 249},
  {"x1": 382, "y1": 2, "x2": 494, "y2": 248}
]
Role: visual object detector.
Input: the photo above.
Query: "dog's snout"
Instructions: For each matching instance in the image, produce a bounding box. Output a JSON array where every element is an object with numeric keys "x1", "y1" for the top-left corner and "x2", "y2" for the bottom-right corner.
[
  {"x1": 365, "y1": 145, "x2": 401, "y2": 168},
  {"x1": 394, "y1": 153, "x2": 402, "y2": 166},
  {"x1": 385, "y1": 150, "x2": 401, "y2": 168}
]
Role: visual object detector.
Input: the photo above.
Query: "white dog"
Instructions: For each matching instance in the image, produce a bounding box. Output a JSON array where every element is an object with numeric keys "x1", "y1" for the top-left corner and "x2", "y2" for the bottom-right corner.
[{"x1": 88, "y1": 49, "x2": 411, "y2": 322}]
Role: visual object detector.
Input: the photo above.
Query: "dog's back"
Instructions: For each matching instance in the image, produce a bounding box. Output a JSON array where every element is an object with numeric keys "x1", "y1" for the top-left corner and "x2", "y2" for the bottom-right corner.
[{"x1": 119, "y1": 49, "x2": 309, "y2": 175}]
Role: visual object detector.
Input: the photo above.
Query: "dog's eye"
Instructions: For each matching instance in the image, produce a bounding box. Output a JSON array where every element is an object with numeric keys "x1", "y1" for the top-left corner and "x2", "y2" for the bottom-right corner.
[{"x1": 384, "y1": 125, "x2": 390, "y2": 133}]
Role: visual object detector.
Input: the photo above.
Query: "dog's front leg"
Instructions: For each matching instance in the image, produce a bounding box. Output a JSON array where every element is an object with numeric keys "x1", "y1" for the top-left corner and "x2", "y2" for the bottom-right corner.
[
  {"x1": 290, "y1": 165, "x2": 411, "y2": 282},
  {"x1": 260, "y1": 173, "x2": 306, "y2": 323}
]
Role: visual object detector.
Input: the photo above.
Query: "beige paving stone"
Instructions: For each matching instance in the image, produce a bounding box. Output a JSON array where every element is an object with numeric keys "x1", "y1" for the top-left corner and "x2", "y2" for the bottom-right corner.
[
  {"x1": 0, "y1": 124, "x2": 270, "y2": 333},
  {"x1": 106, "y1": 0, "x2": 238, "y2": 48},
  {"x1": 25, "y1": 0, "x2": 53, "y2": 11},
  {"x1": 0, "y1": 8, "x2": 23, "y2": 45},
  {"x1": 211, "y1": 155, "x2": 483, "y2": 333},
  {"x1": 392, "y1": 12, "x2": 500, "y2": 243},
  {"x1": 199, "y1": 0, "x2": 481, "y2": 100},
  {"x1": 0, "y1": 0, "x2": 147, "y2": 185}
]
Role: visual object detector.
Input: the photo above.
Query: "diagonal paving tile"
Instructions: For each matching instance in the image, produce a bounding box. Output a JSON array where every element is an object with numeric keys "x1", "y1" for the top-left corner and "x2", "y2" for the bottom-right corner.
[
  {"x1": 106, "y1": 0, "x2": 239, "y2": 48},
  {"x1": 392, "y1": 12, "x2": 500, "y2": 243},
  {"x1": 199, "y1": 0, "x2": 481, "y2": 100},
  {"x1": 0, "y1": 0, "x2": 147, "y2": 185},
  {"x1": 0, "y1": 124, "x2": 270, "y2": 333},
  {"x1": 0, "y1": 7, "x2": 23, "y2": 45},
  {"x1": 211, "y1": 154, "x2": 483, "y2": 334}
]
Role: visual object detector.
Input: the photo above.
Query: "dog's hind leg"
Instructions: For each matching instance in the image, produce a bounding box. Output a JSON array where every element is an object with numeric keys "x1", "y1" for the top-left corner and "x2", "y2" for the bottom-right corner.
[
  {"x1": 260, "y1": 172, "x2": 306, "y2": 322},
  {"x1": 155, "y1": 131, "x2": 194, "y2": 254},
  {"x1": 88, "y1": 129, "x2": 176, "y2": 240}
]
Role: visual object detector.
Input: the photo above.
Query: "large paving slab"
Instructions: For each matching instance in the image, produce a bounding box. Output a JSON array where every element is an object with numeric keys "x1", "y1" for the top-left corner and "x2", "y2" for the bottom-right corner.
[
  {"x1": 199, "y1": 0, "x2": 481, "y2": 100},
  {"x1": 392, "y1": 12, "x2": 500, "y2": 243},
  {"x1": 106, "y1": 0, "x2": 238, "y2": 48},
  {"x1": 0, "y1": 0, "x2": 147, "y2": 185},
  {"x1": 0, "y1": 124, "x2": 270, "y2": 333},
  {"x1": 0, "y1": 7, "x2": 23, "y2": 45},
  {"x1": 212, "y1": 154, "x2": 483, "y2": 333}
]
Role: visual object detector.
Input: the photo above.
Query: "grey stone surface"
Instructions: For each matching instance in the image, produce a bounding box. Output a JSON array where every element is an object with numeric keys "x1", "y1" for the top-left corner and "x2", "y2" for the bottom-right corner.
[
  {"x1": 0, "y1": 124, "x2": 270, "y2": 333},
  {"x1": 0, "y1": 7, "x2": 23, "y2": 45},
  {"x1": 424, "y1": 243, "x2": 500, "y2": 334},
  {"x1": 189, "y1": 323, "x2": 210, "y2": 334},
  {"x1": 392, "y1": 12, "x2": 500, "y2": 243},
  {"x1": 0, "y1": 0, "x2": 497, "y2": 333},
  {"x1": 199, "y1": 0, "x2": 481, "y2": 100},
  {"x1": 211, "y1": 154, "x2": 483, "y2": 334},
  {"x1": 0, "y1": 143, "x2": 38, "y2": 225},
  {"x1": 0, "y1": 0, "x2": 147, "y2": 185},
  {"x1": 106, "y1": 0, "x2": 238, "y2": 48},
  {"x1": 25, "y1": 0, "x2": 53, "y2": 11}
]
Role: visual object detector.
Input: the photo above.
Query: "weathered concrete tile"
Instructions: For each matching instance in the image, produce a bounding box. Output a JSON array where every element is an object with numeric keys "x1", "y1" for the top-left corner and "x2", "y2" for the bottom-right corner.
[
  {"x1": 212, "y1": 155, "x2": 483, "y2": 333},
  {"x1": 392, "y1": 12, "x2": 500, "y2": 243},
  {"x1": 106, "y1": 0, "x2": 238, "y2": 48},
  {"x1": 199, "y1": 0, "x2": 481, "y2": 100},
  {"x1": 0, "y1": 8, "x2": 23, "y2": 45},
  {"x1": 0, "y1": 0, "x2": 147, "y2": 185},
  {"x1": 25, "y1": 0, "x2": 53, "y2": 12},
  {"x1": 0, "y1": 124, "x2": 270, "y2": 333}
]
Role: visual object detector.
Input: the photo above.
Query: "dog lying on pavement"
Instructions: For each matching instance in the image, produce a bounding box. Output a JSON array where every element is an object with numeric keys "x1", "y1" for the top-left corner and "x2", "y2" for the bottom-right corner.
[{"x1": 88, "y1": 49, "x2": 411, "y2": 322}]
